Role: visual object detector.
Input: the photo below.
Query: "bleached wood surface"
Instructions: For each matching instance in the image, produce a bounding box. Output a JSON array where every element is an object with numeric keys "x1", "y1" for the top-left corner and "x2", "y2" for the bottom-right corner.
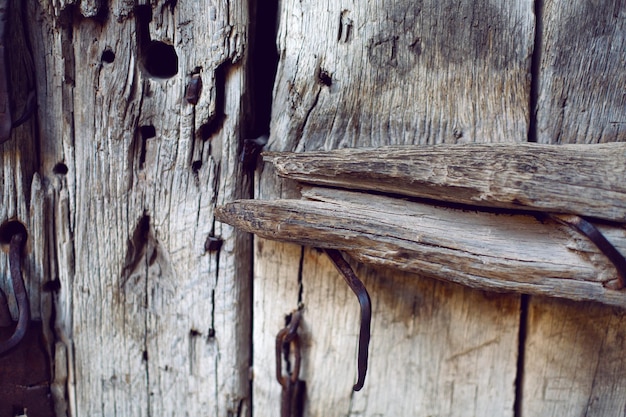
[
  {"x1": 23, "y1": 1, "x2": 252, "y2": 415},
  {"x1": 254, "y1": 0, "x2": 532, "y2": 415},
  {"x1": 265, "y1": 142, "x2": 626, "y2": 222},
  {"x1": 218, "y1": 186, "x2": 626, "y2": 307},
  {"x1": 522, "y1": 1, "x2": 626, "y2": 416},
  {"x1": 536, "y1": 0, "x2": 626, "y2": 145}
]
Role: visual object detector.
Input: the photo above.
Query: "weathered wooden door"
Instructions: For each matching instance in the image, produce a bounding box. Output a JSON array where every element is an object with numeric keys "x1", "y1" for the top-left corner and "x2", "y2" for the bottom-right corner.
[
  {"x1": 0, "y1": 0, "x2": 624, "y2": 416},
  {"x1": 254, "y1": 0, "x2": 626, "y2": 416},
  {"x1": 2, "y1": 0, "x2": 253, "y2": 415}
]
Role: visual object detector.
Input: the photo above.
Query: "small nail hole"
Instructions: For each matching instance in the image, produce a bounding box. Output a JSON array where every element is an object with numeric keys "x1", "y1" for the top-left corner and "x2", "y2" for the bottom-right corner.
[
  {"x1": 101, "y1": 49, "x2": 115, "y2": 63},
  {"x1": 192, "y1": 160, "x2": 202, "y2": 172},
  {"x1": 53, "y1": 162, "x2": 68, "y2": 175},
  {"x1": 143, "y1": 41, "x2": 178, "y2": 79},
  {"x1": 318, "y1": 68, "x2": 332, "y2": 87}
]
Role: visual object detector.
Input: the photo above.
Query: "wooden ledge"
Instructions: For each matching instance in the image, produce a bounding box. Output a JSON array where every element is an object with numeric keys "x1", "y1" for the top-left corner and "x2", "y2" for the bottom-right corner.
[
  {"x1": 264, "y1": 142, "x2": 626, "y2": 222},
  {"x1": 217, "y1": 143, "x2": 626, "y2": 307}
]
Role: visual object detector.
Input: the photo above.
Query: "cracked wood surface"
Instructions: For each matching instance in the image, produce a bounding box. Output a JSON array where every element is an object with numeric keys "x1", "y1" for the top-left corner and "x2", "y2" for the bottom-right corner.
[
  {"x1": 265, "y1": 142, "x2": 626, "y2": 222},
  {"x1": 254, "y1": 0, "x2": 531, "y2": 415},
  {"x1": 524, "y1": 1, "x2": 626, "y2": 416},
  {"x1": 217, "y1": 186, "x2": 626, "y2": 307},
  {"x1": 255, "y1": 0, "x2": 626, "y2": 415},
  {"x1": 23, "y1": 1, "x2": 252, "y2": 415}
]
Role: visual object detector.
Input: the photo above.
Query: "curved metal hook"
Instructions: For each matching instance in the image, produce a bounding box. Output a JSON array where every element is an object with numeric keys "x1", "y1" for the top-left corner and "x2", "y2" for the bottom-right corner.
[
  {"x1": 550, "y1": 214, "x2": 626, "y2": 289},
  {"x1": 324, "y1": 249, "x2": 372, "y2": 391},
  {"x1": 0, "y1": 232, "x2": 29, "y2": 356}
]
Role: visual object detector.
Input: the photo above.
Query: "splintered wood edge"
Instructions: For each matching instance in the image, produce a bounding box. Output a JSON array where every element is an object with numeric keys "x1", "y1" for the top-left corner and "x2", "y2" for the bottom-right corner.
[
  {"x1": 262, "y1": 142, "x2": 626, "y2": 222},
  {"x1": 215, "y1": 187, "x2": 626, "y2": 308}
]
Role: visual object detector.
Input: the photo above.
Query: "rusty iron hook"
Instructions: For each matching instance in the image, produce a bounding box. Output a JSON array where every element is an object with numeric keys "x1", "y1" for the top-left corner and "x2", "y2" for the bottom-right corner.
[
  {"x1": 0, "y1": 231, "x2": 29, "y2": 355},
  {"x1": 324, "y1": 249, "x2": 372, "y2": 391}
]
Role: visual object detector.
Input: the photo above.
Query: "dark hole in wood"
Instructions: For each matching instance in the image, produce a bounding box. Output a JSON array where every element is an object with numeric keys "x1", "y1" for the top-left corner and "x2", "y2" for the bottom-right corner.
[
  {"x1": 101, "y1": 49, "x2": 115, "y2": 63},
  {"x1": 247, "y1": 0, "x2": 279, "y2": 138},
  {"x1": 0, "y1": 221, "x2": 27, "y2": 247},
  {"x1": 143, "y1": 41, "x2": 178, "y2": 79},
  {"x1": 138, "y1": 125, "x2": 156, "y2": 167},
  {"x1": 42, "y1": 279, "x2": 61, "y2": 292},
  {"x1": 198, "y1": 61, "x2": 229, "y2": 140},
  {"x1": 317, "y1": 67, "x2": 332, "y2": 86},
  {"x1": 135, "y1": 4, "x2": 153, "y2": 26},
  {"x1": 53, "y1": 162, "x2": 68, "y2": 175},
  {"x1": 140, "y1": 125, "x2": 156, "y2": 139},
  {"x1": 192, "y1": 160, "x2": 202, "y2": 172}
]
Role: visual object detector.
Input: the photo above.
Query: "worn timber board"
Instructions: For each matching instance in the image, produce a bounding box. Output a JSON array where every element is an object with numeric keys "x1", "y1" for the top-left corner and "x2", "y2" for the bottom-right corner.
[
  {"x1": 265, "y1": 142, "x2": 626, "y2": 222},
  {"x1": 217, "y1": 185, "x2": 626, "y2": 307},
  {"x1": 535, "y1": 0, "x2": 626, "y2": 145},
  {"x1": 20, "y1": 1, "x2": 253, "y2": 415},
  {"x1": 255, "y1": 0, "x2": 533, "y2": 415},
  {"x1": 522, "y1": 1, "x2": 626, "y2": 416}
]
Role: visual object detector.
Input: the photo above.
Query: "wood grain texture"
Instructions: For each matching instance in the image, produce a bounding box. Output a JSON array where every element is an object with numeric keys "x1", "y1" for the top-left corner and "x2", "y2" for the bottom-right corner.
[
  {"x1": 536, "y1": 0, "x2": 626, "y2": 144},
  {"x1": 522, "y1": 1, "x2": 626, "y2": 415},
  {"x1": 254, "y1": 1, "x2": 533, "y2": 415},
  {"x1": 521, "y1": 0, "x2": 626, "y2": 416},
  {"x1": 300, "y1": 248, "x2": 519, "y2": 416},
  {"x1": 522, "y1": 298, "x2": 626, "y2": 416},
  {"x1": 269, "y1": 0, "x2": 534, "y2": 151},
  {"x1": 217, "y1": 186, "x2": 626, "y2": 307},
  {"x1": 266, "y1": 142, "x2": 626, "y2": 222},
  {"x1": 30, "y1": 0, "x2": 252, "y2": 415}
]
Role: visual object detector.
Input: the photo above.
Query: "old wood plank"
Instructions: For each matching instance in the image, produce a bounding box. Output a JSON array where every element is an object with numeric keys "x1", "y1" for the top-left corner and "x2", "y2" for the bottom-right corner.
[
  {"x1": 300, "y1": 247, "x2": 520, "y2": 416},
  {"x1": 31, "y1": 0, "x2": 252, "y2": 415},
  {"x1": 256, "y1": 0, "x2": 532, "y2": 415},
  {"x1": 521, "y1": 298, "x2": 626, "y2": 416},
  {"x1": 270, "y1": 1, "x2": 534, "y2": 151},
  {"x1": 522, "y1": 1, "x2": 626, "y2": 415},
  {"x1": 265, "y1": 142, "x2": 626, "y2": 222},
  {"x1": 217, "y1": 186, "x2": 626, "y2": 308},
  {"x1": 535, "y1": 0, "x2": 626, "y2": 144}
]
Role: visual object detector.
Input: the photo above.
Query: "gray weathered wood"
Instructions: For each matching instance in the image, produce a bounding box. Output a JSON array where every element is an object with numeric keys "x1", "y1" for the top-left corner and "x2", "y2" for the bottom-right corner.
[
  {"x1": 218, "y1": 186, "x2": 626, "y2": 307},
  {"x1": 27, "y1": 1, "x2": 252, "y2": 415},
  {"x1": 265, "y1": 142, "x2": 626, "y2": 222},
  {"x1": 522, "y1": 1, "x2": 626, "y2": 416},
  {"x1": 536, "y1": 0, "x2": 626, "y2": 144},
  {"x1": 256, "y1": 0, "x2": 533, "y2": 415},
  {"x1": 522, "y1": 298, "x2": 626, "y2": 417}
]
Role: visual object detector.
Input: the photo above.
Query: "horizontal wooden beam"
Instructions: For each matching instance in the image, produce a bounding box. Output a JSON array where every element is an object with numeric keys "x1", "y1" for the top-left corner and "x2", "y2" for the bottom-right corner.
[
  {"x1": 216, "y1": 187, "x2": 626, "y2": 308},
  {"x1": 264, "y1": 142, "x2": 626, "y2": 222}
]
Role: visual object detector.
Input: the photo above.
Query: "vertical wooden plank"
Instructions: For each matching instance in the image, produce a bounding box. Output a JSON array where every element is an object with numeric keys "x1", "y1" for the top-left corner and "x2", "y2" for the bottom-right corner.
[
  {"x1": 255, "y1": 0, "x2": 534, "y2": 415},
  {"x1": 29, "y1": 0, "x2": 252, "y2": 415},
  {"x1": 523, "y1": 1, "x2": 626, "y2": 415},
  {"x1": 536, "y1": 0, "x2": 626, "y2": 144},
  {"x1": 522, "y1": 299, "x2": 626, "y2": 416}
]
